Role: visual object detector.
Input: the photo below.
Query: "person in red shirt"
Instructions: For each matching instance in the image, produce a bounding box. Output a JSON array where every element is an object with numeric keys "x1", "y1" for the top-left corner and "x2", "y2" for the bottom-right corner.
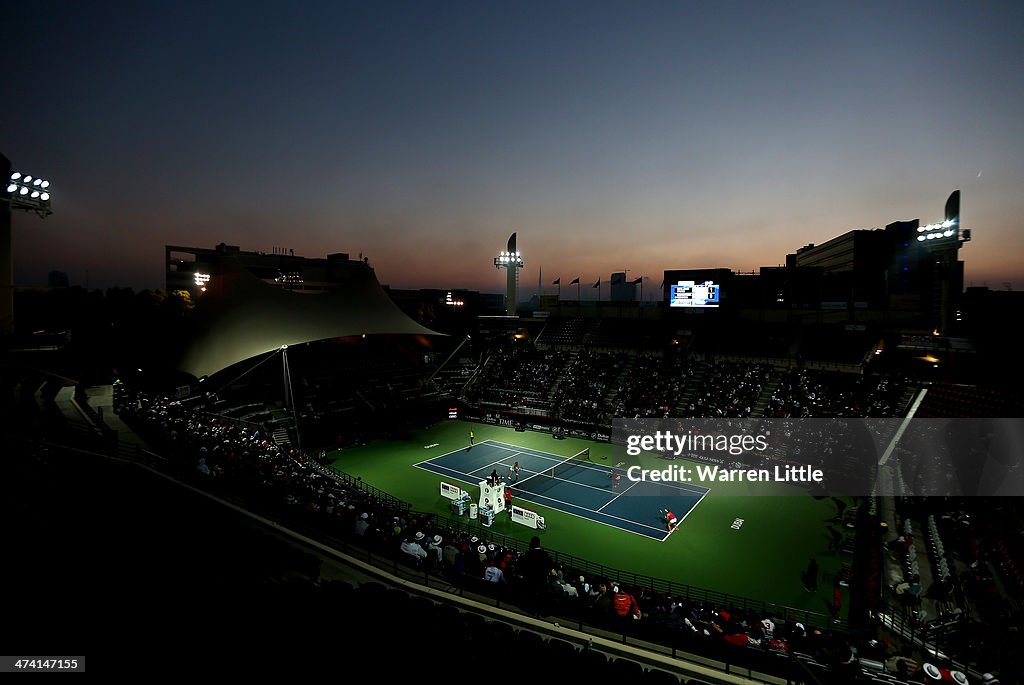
[
  {"x1": 503, "y1": 487, "x2": 512, "y2": 515},
  {"x1": 662, "y1": 508, "x2": 678, "y2": 531},
  {"x1": 611, "y1": 585, "x2": 642, "y2": 620}
]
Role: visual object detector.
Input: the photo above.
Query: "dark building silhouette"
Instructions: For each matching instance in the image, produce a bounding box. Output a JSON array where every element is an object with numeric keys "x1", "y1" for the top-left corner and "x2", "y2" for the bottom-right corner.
[
  {"x1": 610, "y1": 271, "x2": 637, "y2": 302},
  {"x1": 662, "y1": 191, "x2": 969, "y2": 331},
  {"x1": 166, "y1": 243, "x2": 371, "y2": 295},
  {"x1": 47, "y1": 270, "x2": 69, "y2": 288}
]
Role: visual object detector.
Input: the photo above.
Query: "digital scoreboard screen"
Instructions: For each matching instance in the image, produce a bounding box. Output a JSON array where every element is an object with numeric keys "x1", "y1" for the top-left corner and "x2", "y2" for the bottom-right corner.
[{"x1": 669, "y1": 280, "x2": 720, "y2": 308}]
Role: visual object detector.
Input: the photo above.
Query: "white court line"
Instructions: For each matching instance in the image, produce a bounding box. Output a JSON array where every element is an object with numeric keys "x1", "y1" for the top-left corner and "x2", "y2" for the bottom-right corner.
[
  {"x1": 416, "y1": 459, "x2": 663, "y2": 533},
  {"x1": 414, "y1": 461, "x2": 665, "y2": 540},
  {"x1": 507, "y1": 486, "x2": 668, "y2": 534},
  {"x1": 468, "y1": 452, "x2": 521, "y2": 478},
  {"x1": 679, "y1": 488, "x2": 710, "y2": 524},
  {"x1": 462, "y1": 455, "x2": 518, "y2": 482},
  {"x1": 420, "y1": 441, "x2": 709, "y2": 506},
  {"x1": 472, "y1": 455, "x2": 618, "y2": 498},
  {"x1": 507, "y1": 466, "x2": 548, "y2": 491},
  {"x1": 412, "y1": 441, "x2": 512, "y2": 471},
  {"x1": 512, "y1": 463, "x2": 615, "y2": 496},
  {"x1": 411, "y1": 442, "x2": 477, "y2": 468},
  {"x1": 417, "y1": 461, "x2": 480, "y2": 484},
  {"x1": 485, "y1": 440, "x2": 582, "y2": 464},
  {"x1": 416, "y1": 440, "x2": 709, "y2": 542},
  {"x1": 659, "y1": 485, "x2": 708, "y2": 540},
  {"x1": 596, "y1": 479, "x2": 642, "y2": 512},
  {"x1": 487, "y1": 440, "x2": 709, "y2": 496},
  {"x1": 416, "y1": 442, "x2": 594, "y2": 493},
  {"x1": 511, "y1": 486, "x2": 670, "y2": 540}
]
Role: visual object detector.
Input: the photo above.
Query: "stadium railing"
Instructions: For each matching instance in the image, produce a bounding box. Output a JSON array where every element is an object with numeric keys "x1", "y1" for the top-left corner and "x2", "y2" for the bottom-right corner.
[
  {"x1": 414, "y1": 508, "x2": 834, "y2": 629},
  {"x1": 315, "y1": 462, "x2": 412, "y2": 515}
]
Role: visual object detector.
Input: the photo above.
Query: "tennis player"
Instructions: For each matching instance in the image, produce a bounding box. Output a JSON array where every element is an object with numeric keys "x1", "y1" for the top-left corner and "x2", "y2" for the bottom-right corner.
[{"x1": 661, "y1": 508, "x2": 678, "y2": 531}]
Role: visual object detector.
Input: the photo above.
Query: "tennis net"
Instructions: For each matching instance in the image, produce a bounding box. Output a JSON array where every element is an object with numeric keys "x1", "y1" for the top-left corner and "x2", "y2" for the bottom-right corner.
[{"x1": 548, "y1": 448, "x2": 591, "y2": 480}]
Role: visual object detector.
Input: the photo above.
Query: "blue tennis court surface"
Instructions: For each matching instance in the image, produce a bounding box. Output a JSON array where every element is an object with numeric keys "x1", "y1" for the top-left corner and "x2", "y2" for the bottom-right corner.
[{"x1": 414, "y1": 439, "x2": 709, "y2": 541}]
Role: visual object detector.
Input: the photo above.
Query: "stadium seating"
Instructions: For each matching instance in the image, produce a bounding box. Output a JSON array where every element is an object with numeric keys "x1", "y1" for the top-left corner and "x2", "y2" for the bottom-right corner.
[
  {"x1": 915, "y1": 383, "x2": 1024, "y2": 418},
  {"x1": 766, "y1": 369, "x2": 909, "y2": 417},
  {"x1": 542, "y1": 317, "x2": 589, "y2": 346}
]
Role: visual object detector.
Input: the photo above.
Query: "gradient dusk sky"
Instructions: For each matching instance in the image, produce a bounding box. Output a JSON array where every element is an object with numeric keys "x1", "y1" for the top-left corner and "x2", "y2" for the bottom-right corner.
[{"x1": 3, "y1": 1, "x2": 1023, "y2": 295}]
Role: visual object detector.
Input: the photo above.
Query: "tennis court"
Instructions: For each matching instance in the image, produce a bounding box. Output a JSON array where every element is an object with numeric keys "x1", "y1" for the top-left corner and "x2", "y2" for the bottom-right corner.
[{"x1": 414, "y1": 439, "x2": 709, "y2": 541}]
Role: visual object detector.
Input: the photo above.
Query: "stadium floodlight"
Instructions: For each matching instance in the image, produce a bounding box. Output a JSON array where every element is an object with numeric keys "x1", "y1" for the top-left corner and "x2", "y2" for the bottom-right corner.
[
  {"x1": 5, "y1": 167, "x2": 53, "y2": 217},
  {"x1": 3, "y1": 154, "x2": 54, "y2": 337},
  {"x1": 494, "y1": 232, "x2": 524, "y2": 316},
  {"x1": 916, "y1": 216, "x2": 963, "y2": 244},
  {"x1": 495, "y1": 251, "x2": 523, "y2": 268}
]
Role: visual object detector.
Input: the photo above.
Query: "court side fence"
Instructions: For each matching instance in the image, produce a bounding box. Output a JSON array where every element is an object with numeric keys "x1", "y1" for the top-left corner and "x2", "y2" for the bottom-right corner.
[{"x1": 315, "y1": 462, "x2": 412, "y2": 515}]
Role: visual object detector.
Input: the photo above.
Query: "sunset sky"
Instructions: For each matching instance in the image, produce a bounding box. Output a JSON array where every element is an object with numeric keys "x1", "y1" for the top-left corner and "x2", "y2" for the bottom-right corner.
[{"x1": 4, "y1": 1, "x2": 1023, "y2": 296}]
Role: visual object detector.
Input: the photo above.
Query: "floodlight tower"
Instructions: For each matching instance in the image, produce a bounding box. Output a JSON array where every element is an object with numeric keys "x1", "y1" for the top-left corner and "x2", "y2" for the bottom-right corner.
[
  {"x1": 913, "y1": 190, "x2": 970, "y2": 332},
  {"x1": 1, "y1": 153, "x2": 54, "y2": 336},
  {"x1": 493, "y1": 232, "x2": 523, "y2": 317}
]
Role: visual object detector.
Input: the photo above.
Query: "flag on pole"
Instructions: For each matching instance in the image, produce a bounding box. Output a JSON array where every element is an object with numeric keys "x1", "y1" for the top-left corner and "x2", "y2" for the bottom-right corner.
[
  {"x1": 570, "y1": 277, "x2": 580, "y2": 285},
  {"x1": 552, "y1": 278, "x2": 560, "y2": 285},
  {"x1": 592, "y1": 278, "x2": 601, "y2": 288},
  {"x1": 631, "y1": 277, "x2": 643, "y2": 285}
]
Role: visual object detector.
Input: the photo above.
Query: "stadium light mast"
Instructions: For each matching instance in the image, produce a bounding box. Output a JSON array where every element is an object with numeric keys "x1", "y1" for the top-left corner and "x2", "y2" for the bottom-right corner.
[
  {"x1": 493, "y1": 232, "x2": 523, "y2": 317},
  {"x1": 914, "y1": 190, "x2": 971, "y2": 332},
  {"x1": 281, "y1": 344, "x2": 303, "y2": 456},
  {"x1": 1, "y1": 153, "x2": 54, "y2": 336}
]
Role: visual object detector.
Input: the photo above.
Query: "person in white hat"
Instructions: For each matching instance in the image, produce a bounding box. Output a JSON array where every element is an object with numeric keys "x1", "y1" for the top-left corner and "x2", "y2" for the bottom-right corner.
[
  {"x1": 400, "y1": 536, "x2": 427, "y2": 563},
  {"x1": 426, "y1": 534, "x2": 443, "y2": 563},
  {"x1": 353, "y1": 512, "x2": 370, "y2": 537}
]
